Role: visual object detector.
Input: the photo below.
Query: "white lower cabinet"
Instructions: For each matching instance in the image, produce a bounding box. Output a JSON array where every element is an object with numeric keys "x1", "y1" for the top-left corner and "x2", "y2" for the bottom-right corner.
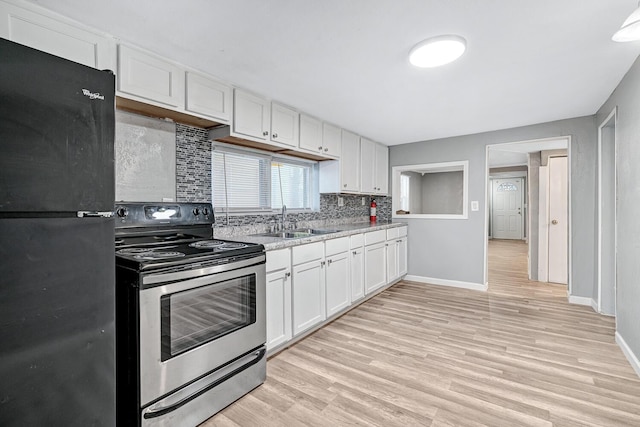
[
  {"x1": 350, "y1": 235, "x2": 365, "y2": 302},
  {"x1": 292, "y1": 242, "x2": 326, "y2": 336},
  {"x1": 398, "y1": 234, "x2": 408, "y2": 277},
  {"x1": 364, "y1": 230, "x2": 387, "y2": 294},
  {"x1": 265, "y1": 249, "x2": 292, "y2": 351},
  {"x1": 325, "y1": 237, "x2": 350, "y2": 318},
  {"x1": 386, "y1": 239, "x2": 399, "y2": 283}
]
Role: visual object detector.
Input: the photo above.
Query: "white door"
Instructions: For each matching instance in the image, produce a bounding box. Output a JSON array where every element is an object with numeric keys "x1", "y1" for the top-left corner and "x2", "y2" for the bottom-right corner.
[
  {"x1": 350, "y1": 246, "x2": 365, "y2": 301},
  {"x1": 492, "y1": 178, "x2": 523, "y2": 239},
  {"x1": 292, "y1": 260, "x2": 326, "y2": 336},
  {"x1": 548, "y1": 157, "x2": 568, "y2": 284},
  {"x1": 364, "y1": 242, "x2": 387, "y2": 294},
  {"x1": 325, "y1": 252, "x2": 350, "y2": 317},
  {"x1": 265, "y1": 269, "x2": 291, "y2": 350}
]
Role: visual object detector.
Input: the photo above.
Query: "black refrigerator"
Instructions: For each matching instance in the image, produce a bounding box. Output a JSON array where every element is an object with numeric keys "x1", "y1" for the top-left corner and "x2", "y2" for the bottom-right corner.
[{"x1": 0, "y1": 38, "x2": 116, "y2": 426}]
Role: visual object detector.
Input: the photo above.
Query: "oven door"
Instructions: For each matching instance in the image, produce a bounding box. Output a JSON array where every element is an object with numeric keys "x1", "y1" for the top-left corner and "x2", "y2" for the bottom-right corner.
[{"x1": 138, "y1": 254, "x2": 266, "y2": 406}]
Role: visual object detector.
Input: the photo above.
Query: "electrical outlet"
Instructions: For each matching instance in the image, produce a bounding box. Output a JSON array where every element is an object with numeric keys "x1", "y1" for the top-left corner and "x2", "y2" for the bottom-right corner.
[
  {"x1": 361, "y1": 197, "x2": 365, "y2": 205},
  {"x1": 338, "y1": 196, "x2": 344, "y2": 207}
]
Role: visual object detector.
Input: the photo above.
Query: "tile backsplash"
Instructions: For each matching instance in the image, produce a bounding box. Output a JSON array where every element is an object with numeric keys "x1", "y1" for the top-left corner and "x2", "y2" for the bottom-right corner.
[{"x1": 175, "y1": 123, "x2": 391, "y2": 235}]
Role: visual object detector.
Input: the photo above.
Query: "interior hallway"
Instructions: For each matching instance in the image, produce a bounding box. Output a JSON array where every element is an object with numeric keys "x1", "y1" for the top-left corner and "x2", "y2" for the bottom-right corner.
[{"x1": 203, "y1": 240, "x2": 640, "y2": 426}]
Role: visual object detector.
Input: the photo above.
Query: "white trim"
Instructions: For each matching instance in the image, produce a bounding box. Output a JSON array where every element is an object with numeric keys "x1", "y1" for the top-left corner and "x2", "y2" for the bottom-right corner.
[
  {"x1": 616, "y1": 331, "x2": 640, "y2": 379},
  {"x1": 567, "y1": 136, "x2": 573, "y2": 295},
  {"x1": 590, "y1": 298, "x2": 598, "y2": 312},
  {"x1": 597, "y1": 107, "x2": 617, "y2": 316},
  {"x1": 392, "y1": 160, "x2": 469, "y2": 220},
  {"x1": 405, "y1": 275, "x2": 488, "y2": 292},
  {"x1": 568, "y1": 295, "x2": 596, "y2": 309},
  {"x1": 538, "y1": 165, "x2": 549, "y2": 282}
]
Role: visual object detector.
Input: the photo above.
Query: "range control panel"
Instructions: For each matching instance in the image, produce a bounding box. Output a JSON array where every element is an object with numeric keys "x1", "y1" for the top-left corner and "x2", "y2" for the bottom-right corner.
[{"x1": 114, "y1": 202, "x2": 214, "y2": 227}]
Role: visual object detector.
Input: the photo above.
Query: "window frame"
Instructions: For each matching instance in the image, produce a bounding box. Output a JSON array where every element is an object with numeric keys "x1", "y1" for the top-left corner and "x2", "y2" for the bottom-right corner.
[{"x1": 212, "y1": 143, "x2": 318, "y2": 214}]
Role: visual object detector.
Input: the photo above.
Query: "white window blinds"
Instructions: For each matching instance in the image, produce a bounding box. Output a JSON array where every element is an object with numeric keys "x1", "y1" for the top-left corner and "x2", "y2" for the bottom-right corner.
[{"x1": 212, "y1": 145, "x2": 315, "y2": 212}]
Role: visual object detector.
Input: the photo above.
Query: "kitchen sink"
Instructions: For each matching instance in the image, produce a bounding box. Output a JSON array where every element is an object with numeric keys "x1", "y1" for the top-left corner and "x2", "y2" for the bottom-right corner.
[
  {"x1": 252, "y1": 228, "x2": 340, "y2": 239},
  {"x1": 293, "y1": 228, "x2": 341, "y2": 235},
  {"x1": 254, "y1": 231, "x2": 313, "y2": 239}
]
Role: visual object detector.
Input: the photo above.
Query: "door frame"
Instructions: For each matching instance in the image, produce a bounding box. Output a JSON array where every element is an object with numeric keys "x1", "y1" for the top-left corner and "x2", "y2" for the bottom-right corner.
[
  {"x1": 489, "y1": 175, "x2": 526, "y2": 240},
  {"x1": 484, "y1": 136, "x2": 572, "y2": 294},
  {"x1": 597, "y1": 106, "x2": 617, "y2": 316}
]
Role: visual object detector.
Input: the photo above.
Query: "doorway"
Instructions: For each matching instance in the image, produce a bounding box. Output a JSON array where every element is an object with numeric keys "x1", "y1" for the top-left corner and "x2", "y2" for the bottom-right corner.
[
  {"x1": 485, "y1": 137, "x2": 571, "y2": 290},
  {"x1": 597, "y1": 107, "x2": 617, "y2": 316},
  {"x1": 491, "y1": 177, "x2": 524, "y2": 240}
]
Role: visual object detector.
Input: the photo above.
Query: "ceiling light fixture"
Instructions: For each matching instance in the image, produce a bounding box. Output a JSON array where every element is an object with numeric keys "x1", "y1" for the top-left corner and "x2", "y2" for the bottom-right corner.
[
  {"x1": 409, "y1": 35, "x2": 466, "y2": 68},
  {"x1": 613, "y1": 3, "x2": 640, "y2": 42}
]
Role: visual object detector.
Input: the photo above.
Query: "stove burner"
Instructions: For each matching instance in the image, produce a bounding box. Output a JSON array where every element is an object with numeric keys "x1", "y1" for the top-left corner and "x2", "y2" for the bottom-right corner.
[
  {"x1": 133, "y1": 251, "x2": 185, "y2": 260},
  {"x1": 218, "y1": 242, "x2": 248, "y2": 250},
  {"x1": 117, "y1": 248, "x2": 155, "y2": 255},
  {"x1": 189, "y1": 240, "x2": 226, "y2": 249}
]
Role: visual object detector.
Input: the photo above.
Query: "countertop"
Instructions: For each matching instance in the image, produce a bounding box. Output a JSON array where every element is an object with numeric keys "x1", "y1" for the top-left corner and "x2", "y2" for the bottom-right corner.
[{"x1": 234, "y1": 221, "x2": 407, "y2": 251}]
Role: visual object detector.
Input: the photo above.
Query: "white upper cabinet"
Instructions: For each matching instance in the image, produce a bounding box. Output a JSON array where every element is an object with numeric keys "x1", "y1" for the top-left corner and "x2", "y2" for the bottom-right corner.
[
  {"x1": 185, "y1": 72, "x2": 232, "y2": 123},
  {"x1": 340, "y1": 130, "x2": 361, "y2": 193},
  {"x1": 360, "y1": 138, "x2": 376, "y2": 194},
  {"x1": 0, "y1": 1, "x2": 116, "y2": 70},
  {"x1": 375, "y1": 142, "x2": 389, "y2": 195},
  {"x1": 322, "y1": 122, "x2": 341, "y2": 158},
  {"x1": 299, "y1": 114, "x2": 323, "y2": 154},
  {"x1": 233, "y1": 89, "x2": 270, "y2": 141},
  {"x1": 361, "y1": 138, "x2": 389, "y2": 195},
  {"x1": 118, "y1": 44, "x2": 185, "y2": 108},
  {"x1": 270, "y1": 102, "x2": 299, "y2": 147}
]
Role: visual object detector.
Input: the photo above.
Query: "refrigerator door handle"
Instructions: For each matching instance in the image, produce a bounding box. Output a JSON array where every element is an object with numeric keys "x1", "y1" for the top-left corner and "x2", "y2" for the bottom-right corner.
[{"x1": 77, "y1": 211, "x2": 114, "y2": 218}]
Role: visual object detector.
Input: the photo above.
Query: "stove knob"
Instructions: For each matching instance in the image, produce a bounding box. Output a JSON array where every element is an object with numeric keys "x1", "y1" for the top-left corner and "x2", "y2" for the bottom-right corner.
[
  {"x1": 202, "y1": 207, "x2": 210, "y2": 216},
  {"x1": 116, "y1": 207, "x2": 127, "y2": 218},
  {"x1": 193, "y1": 207, "x2": 200, "y2": 216}
]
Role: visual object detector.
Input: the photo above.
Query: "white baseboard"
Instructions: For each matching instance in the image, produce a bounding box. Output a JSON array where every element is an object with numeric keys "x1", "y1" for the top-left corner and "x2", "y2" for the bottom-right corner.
[
  {"x1": 568, "y1": 295, "x2": 596, "y2": 310},
  {"x1": 404, "y1": 275, "x2": 488, "y2": 292},
  {"x1": 616, "y1": 331, "x2": 640, "y2": 379}
]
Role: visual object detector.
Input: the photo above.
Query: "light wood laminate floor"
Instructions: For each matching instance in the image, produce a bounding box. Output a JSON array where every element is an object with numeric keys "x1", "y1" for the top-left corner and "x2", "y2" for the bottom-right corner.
[{"x1": 203, "y1": 239, "x2": 640, "y2": 426}]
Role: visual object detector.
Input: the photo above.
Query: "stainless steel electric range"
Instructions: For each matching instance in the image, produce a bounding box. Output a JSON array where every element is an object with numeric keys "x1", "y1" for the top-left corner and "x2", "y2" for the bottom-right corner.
[{"x1": 114, "y1": 202, "x2": 266, "y2": 427}]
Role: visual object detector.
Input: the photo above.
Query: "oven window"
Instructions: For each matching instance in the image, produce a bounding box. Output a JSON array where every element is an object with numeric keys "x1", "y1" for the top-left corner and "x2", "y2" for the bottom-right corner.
[{"x1": 160, "y1": 274, "x2": 256, "y2": 361}]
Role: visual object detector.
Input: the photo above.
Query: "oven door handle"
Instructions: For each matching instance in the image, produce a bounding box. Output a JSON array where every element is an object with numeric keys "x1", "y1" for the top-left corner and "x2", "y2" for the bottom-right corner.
[{"x1": 142, "y1": 347, "x2": 266, "y2": 419}]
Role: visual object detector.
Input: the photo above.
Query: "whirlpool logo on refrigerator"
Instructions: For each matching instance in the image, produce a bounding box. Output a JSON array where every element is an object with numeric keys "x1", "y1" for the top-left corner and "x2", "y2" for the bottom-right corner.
[{"x1": 81, "y1": 88, "x2": 105, "y2": 100}]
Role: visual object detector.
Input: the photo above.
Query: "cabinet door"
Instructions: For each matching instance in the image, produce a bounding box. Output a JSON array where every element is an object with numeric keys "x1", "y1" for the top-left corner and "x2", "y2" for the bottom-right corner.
[
  {"x1": 350, "y1": 246, "x2": 365, "y2": 301},
  {"x1": 398, "y1": 236, "x2": 408, "y2": 277},
  {"x1": 118, "y1": 45, "x2": 184, "y2": 108},
  {"x1": 326, "y1": 251, "x2": 350, "y2": 317},
  {"x1": 364, "y1": 242, "x2": 386, "y2": 294},
  {"x1": 341, "y1": 130, "x2": 361, "y2": 193},
  {"x1": 266, "y1": 269, "x2": 292, "y2": 351},
  {"x1": 360, "y1": 138, "x2": 376, "y2": 194},
  {"x1": 185, "y1": 72, "x2": 232, "y2": 123},
  {"x1": 233, "y1": 89, "x2": 270, "y2": 140},
  {"x1": 0, "y1": 2, "x2": 116, "y2": 70},
  {"x1": 299, "y1": 114, "x2": 323, "y2": 153},
  {"x1": 271, "y1": 103, "x2": 299, "y2": 147},
  {"x1": 375, "y1": 143, "x2": 389, "y2": 195},
  {"x1": 386, "y1": 239, "x2": 399, "y2": 283},
  {"x1": 292, "y1": 260, "x2": 326, "y2": 336},
  {"x1": 322, "y1": 122, "x2": 341, "y2": 158}
]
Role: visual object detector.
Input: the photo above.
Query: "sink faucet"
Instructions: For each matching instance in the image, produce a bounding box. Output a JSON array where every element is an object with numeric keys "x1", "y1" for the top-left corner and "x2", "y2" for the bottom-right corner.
[{"x1": 280, "y1": 205, "x2": 287, "y2": 230}]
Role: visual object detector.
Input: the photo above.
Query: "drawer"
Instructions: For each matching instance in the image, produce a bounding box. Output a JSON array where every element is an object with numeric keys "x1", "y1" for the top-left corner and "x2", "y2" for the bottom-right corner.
[
  {"x1": 292, "y1": 241, "x2": 324, "y2": 265},
  {"x1": 325, "y1": 237, "x2": 349, "y2": 256},
  {"x1": 266, "y1": 248, "x2": 290, "y2": 273},
  {"x1": 350, "y1": 234, "x2": 364, "y2": 249},
  {"x1": 386, "y1": 228, "x2": 399, "y2": 240},
  {"x1": 398, "y1": 226, "x2": 407, "y2": 238},
  {"x1": 364, "y1": 230, "x2": 386, "y2": 246}
]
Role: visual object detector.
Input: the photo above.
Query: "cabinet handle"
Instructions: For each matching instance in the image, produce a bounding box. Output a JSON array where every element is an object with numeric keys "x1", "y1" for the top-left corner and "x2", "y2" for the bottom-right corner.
[
  {"x1": 324, "y1": 148, "x2": 328, "y2": 152},
  {"x1": 321, "y1": 261, "x2": 326, "y2": 267},
  {"x1": 318, "y1": 146, "x2": 323, "y2": 150},
  {"x1": 263, "y1": 131, "x2": 269, "y2": 136},
  {"x1": 328, "y1": 259, "x2": 332, "y2": 265},
  {"x1": 343, "y1": 184, "x2": 347, "y2": 188},
  {"x1": 353, "y1": 251, "x2": 357, "y2": 255},
  {"x1": 273, "y1": 133, "x2": 278, "y2": 138},
  {"x1": 385, "y1": 243, "x2": 389, "y2": 247},
  {"x1": 397, "y1": 240, "x2": 402, "y2": 243}
]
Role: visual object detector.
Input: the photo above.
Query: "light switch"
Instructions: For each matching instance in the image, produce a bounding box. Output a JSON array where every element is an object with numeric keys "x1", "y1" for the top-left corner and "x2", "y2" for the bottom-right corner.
[{"x1": 471, "y1": 200, "x2": 479, "y2": 211}]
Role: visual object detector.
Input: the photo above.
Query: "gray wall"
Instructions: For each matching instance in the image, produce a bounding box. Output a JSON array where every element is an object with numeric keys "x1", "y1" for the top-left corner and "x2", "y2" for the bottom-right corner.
[
  {"x1": 390, "y1": 116, "x2": 596, "y2": 289},
  {"x1": 421, "y1": 171, "x2": 463, "y2": 215},
  {"x1": 596, "y1": 55, "x2": 640, "y2": 362}
]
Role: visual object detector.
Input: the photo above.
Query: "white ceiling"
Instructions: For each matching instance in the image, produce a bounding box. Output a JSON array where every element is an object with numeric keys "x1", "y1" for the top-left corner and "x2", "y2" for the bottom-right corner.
[{"x1": 28, "y1": 0, "x2": 640, "y2": 145}]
